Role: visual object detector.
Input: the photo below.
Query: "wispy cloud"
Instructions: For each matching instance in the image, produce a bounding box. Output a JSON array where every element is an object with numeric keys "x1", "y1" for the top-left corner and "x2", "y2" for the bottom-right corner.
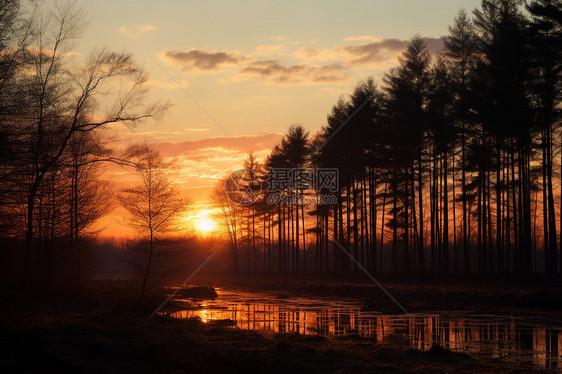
[
  {"x1": 161, "y1": 36, "x2": 443, "y2": 86},
  {"x1": 342, "y1": 37, "x2": 443, "y2": 65},
  {"x1": 105, "y1": 132, "x2": 282, "y2": 195},
  {"x1": 162, "y1": 46, "x2": 350, "y2": 85},
  {"x1": 297, "y1": 37, "x2": 443, "y2": 66},
  {"x1": 341, "y1": 38, "x2": 408, "y2": 65},
  {"x1": 163, "y1": 49, "x2": 244, "y2": 71},
  {"x1": 118, "y1": 24, "x2": 157, "y2": 38},
  {"x1": 151, "y1": 132, "x2": 282, "y2": 157},
  {"x1": 343, "y1": 35, "x2": 383, "y2": 42},
  {"x1": 239, "y1": 60, "x2": 349, "y2": 84},
  {"x1": 149, "y1": 132, "x2": 283, "y2": 188},
  {"x1": 110, "y1": 124, "x2": 211, "y2": 143}
]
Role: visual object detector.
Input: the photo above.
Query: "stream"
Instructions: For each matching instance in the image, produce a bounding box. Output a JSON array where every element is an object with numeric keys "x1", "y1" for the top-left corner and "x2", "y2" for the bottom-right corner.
[{"x1": 163, "y1": 287, "x2": 562, "y2": 370}]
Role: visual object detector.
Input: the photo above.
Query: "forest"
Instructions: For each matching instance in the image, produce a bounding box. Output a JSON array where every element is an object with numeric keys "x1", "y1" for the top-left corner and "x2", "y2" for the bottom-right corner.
[
  {"x1": 1, "y1": 0, "x2": 561, "y2": 284},
  {"x1": 213, "y1": 0, "x2": 562, "y2": 277}
]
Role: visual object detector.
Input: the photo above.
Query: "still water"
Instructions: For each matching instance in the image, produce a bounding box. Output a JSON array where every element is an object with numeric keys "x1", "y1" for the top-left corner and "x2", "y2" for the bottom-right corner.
[{"x1": 165, "y1": 288, "x2": 562, "y2": 370}]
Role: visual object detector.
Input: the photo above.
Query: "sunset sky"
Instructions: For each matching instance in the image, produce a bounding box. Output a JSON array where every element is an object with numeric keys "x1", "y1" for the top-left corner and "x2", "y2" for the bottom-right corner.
[{"x1": 62, "y1": 0, "x2": 481, "y2": 235}]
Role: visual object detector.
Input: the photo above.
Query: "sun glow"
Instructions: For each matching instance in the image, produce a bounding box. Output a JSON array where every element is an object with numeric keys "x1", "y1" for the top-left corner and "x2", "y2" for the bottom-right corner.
[
  {"x1": 194, "y1": 210, "x2": 217, "y2": 234},
  {"x1": 196, "y1": 217, "x2": 216, "y2": 233}
]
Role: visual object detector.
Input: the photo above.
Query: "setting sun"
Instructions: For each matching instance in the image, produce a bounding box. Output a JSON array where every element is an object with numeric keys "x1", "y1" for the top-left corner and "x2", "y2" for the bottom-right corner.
[
  {"x1": 195, "y1": 217, "x2": 216, "y2": 233},
  {"x1": 194, "y1": 212, "x2": 217, "y2": 234}
]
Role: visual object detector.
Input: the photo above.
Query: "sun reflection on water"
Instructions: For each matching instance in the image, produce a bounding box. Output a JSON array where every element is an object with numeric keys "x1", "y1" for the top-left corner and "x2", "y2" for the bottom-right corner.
[{"x1": 166, "y1": 289, "x2": 562, "y2": 370}]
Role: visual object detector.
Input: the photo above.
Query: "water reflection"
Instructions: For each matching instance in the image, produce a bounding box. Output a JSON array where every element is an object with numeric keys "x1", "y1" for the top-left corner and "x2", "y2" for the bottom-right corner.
[{"x1": 165, "y1": 288, "x2": 562, "y2": 370}]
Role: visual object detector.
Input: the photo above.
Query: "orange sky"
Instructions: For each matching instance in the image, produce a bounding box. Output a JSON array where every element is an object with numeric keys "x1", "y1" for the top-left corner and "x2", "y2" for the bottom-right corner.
[{"x1": 64, "y1": 0, "x2": 482, "y2": 236}]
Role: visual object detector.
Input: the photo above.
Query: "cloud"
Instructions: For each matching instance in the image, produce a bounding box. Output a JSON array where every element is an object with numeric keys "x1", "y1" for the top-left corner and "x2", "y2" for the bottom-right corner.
[
  {"x1": 343, "y1": 35, "x2": 383, "y2": 42},
  {"x1": 162, "y1": 36, "x2": 442, "y2": 85},
  {"x1": 148, "y1": 132, "x2": 283, "y2": 188},
  {"x1": 20, "y1": 47, "x2": 81, "y2": 59},
  {"x1": 163, "y1": 47, "x2": 350, "y2": 85},
  {"x1": 105, "y1": 132, "x2": 283, "y2": 195},
  {"x1": 118, "y1": 24, "x2": 157, "y2": 38},
  {"x1": 342, "y1": 37, "x2": 444, "y2": 65},
  {"x1": 111, "y1": 124, "x2": 212, "y2": 143},
  {"x1": 421, "y1": 37, "x2": 445, "y2": 54},
  {"x1": 150, "y1": 132, "x2": 283, "y2": 157},
  {"x1": 342, "y1": 38, "x2": 406, "y2": 65},
  {"x1": 294, "y1": 47, "x2": 325, "y2": 60},
  {"x1": 163, "y1": 49, "x2": 243, "y2": 71},
  {"x1": 240, "y1": 60, "x2": 349, "y2": 84},
  {"x1": 296, "y1": 37, "x2": 444, "y2": 66}
]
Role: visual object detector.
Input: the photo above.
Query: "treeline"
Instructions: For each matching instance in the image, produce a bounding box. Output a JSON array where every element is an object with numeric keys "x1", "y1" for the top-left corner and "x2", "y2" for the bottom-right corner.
[
  {"x1": 214, "y1": 0, "x2": 562, "y2": 276},
  {"x1": 0, "y1": 1, "x2": 160, "y2": 284}
]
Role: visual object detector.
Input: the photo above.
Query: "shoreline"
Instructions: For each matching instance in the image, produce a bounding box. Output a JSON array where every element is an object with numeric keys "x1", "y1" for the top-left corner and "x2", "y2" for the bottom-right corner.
[
  {"x1": 1, "y1": 278, "x2": 558, "y2": 373},
  {"x1": 0, "y1": 303, "x2": 546, "y2": 374},
  {"x1": 199, "y1": 275, "x2": 562, "y2": 317}
]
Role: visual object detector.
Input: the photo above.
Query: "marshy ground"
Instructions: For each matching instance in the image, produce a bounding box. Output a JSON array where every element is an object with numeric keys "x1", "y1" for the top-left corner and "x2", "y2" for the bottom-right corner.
[{"x1": 1, "y1": 277, "x2": 559, "y2": 373}]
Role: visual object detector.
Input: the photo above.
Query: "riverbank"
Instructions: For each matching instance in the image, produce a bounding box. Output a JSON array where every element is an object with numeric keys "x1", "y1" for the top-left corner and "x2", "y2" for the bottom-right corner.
[
  {"x1": 0, "y1": 298, "x2": 545, "y2": 373},
  {"x1": 0, "y1": 279, "x2": 558, "y2": 373},
  {"x1": 207, "y1": 275, "x2": 562, "y2": 317}
]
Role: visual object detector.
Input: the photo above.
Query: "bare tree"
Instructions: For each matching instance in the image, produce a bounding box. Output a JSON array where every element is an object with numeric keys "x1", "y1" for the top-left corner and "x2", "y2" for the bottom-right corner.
[
  {"x1": 66, "y1": 130, "x2": 112, "y2": 280},
  {"x1": 118, "y1": 144, "x2": 188, "y2": 302},
  {"x1": 8, "y1": 1, "x2": 166, "y2": 269},
  {"x1": 211, "y1": 177, "x2": 242, "y2": 273}
]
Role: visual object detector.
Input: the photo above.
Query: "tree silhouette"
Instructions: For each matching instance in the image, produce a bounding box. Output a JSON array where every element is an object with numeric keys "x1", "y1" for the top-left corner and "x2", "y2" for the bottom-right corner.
[
  {"x1": 212, "y1": 176, "x2": 243, "y2": 273},
  {"x1": 527, "y1": 0, "x2": 562, "y2": 275},
  {"x1": 118, "y1": 144, "x2": 188, "y2": 302},
  {"x1": 3, "y1": 0, "x2": 562, "y2": 281},
  {"x1": 234, "y1": 0, "x2": 562, "y2": 277}
]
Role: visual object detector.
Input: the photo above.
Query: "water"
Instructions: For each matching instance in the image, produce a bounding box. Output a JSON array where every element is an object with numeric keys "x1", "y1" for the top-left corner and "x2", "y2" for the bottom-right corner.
[{"x1": 164, "y1": 287, "x2": 562, "y2": 370}]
